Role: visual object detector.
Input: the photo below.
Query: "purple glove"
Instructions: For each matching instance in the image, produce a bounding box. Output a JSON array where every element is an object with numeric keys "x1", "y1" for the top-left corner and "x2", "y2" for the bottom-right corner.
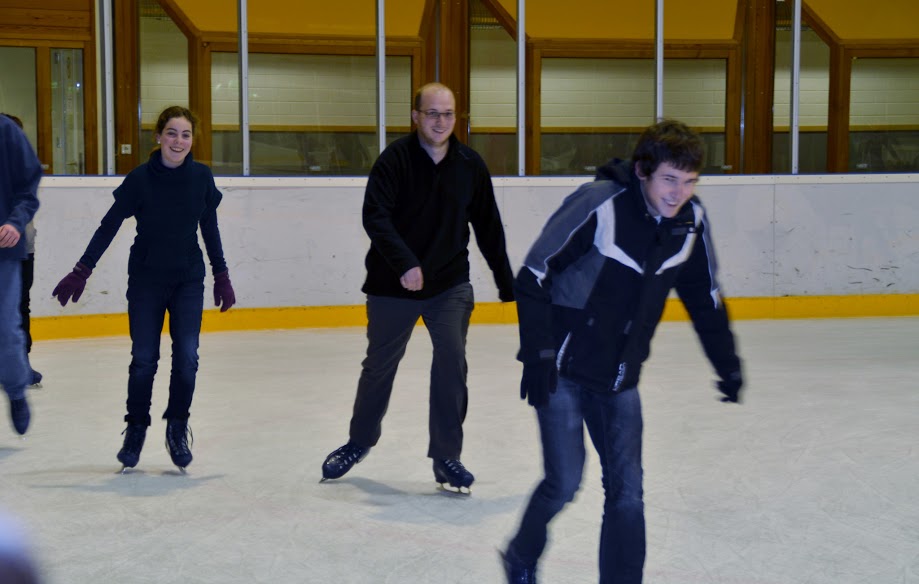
[
  {"x1": 52, "y1": 262, "x2": 92, "y2": 306},
  {"x1": 213, "y1": 270, "x2": 236, "y2": 312}
]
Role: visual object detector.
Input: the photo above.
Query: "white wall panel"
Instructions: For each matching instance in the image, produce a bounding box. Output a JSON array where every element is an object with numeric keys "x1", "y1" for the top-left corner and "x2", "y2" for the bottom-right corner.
[
  {"x1": 774, "y1": 181, "x2": 919, "y2": 295},
  {"x1": 30, "y1": 175, "x2": 919, "y2": 318}
]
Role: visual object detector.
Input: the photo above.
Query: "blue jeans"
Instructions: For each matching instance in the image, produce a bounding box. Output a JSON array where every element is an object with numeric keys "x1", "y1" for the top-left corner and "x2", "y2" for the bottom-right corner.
[
  {"x1": 0, "y1": 260, "x2": 29, "y2": 400},
  {"x1": 508, "y1": 376, "x2": 646, "y2": 583},
  {"x1": 125, "y1": 274, "x2": 204, "y2": 426},
  {"x1": 349, "y1": 282, "x2": 474, "y2": 459}
]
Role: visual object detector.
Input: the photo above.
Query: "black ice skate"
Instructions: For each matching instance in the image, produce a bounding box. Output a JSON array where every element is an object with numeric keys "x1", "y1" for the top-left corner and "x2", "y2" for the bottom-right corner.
[
  {"x1": 321, "y1": 442, "x2": 370, "y2": 481},
  {"x1": 8, "y1": 396, "x2": 30, "y2": 435},
  {"x1": 499, "y1": 549, "x2": 537, "y2": 583},
  {"x1": 116, "y1": 423, "x2": 147, "y2": 472},
  {"x1": 165, "y1": 419, "x2": 193, "y2": 471},
  {"x1": 433, "y1": 459, "x2": 474, "y2": 494}
]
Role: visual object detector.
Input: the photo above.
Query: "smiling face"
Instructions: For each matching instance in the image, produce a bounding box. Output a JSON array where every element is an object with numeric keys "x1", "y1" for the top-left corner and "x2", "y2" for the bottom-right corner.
[
  {"x1": 636, "y1": 161, "x2": 699, "y2": 218},
  {"x1": 410, "y1": 87, "x2": 456, "y2": 152},
  {"x1": 155, "y1": 116, "x2": 194, "y2": 168}
]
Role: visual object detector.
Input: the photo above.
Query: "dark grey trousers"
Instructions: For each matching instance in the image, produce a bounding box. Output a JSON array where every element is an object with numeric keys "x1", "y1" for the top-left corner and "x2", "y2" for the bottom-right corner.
[{"x1": 348, "y1": 282, "x2": 474, "y2": 459}]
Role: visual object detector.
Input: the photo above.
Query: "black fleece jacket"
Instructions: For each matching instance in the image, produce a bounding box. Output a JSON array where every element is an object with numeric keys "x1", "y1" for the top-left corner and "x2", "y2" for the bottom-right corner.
[{"x1": 361, "y1": 132, "x2": 514, "y2": 301}]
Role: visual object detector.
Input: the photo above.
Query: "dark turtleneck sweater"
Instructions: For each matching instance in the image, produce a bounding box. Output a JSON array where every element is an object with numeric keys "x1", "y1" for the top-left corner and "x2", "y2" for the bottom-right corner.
[{"x1": 79, "y1": 150, "x2": 227, "y2": 280}]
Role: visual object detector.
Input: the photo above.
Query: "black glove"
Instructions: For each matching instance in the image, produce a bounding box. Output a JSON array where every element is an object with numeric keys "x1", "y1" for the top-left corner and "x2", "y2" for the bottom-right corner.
[
  {"x1": 520, "y1": 358, "x2": 558, "y2": 408},
  {"x1": 716, "y1": 371, "x2": 744, "y2": 403}
]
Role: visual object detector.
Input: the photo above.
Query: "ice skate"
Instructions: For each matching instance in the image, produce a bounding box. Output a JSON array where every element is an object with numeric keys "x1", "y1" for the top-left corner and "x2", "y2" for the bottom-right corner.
[
  {"x1": 433, "y1": 459, "x2": 474, "y2": 494},
  {"x1": 116, "y1": 423, "x2": 147, "y2": 473},
  {"x1": 29, "y1": 369, "x2": 43, "y2": 389},
  {"x1": 8, "y1": 396, "x2": 30, "y2": 436},
  {"x1": 165, "y1": 419, "x2": 193, "y2": 471},
  {"x1": 320, "y1": 442, "x2": 369, "y2": 481},
  {"x1": 499, "y1": 549, "x2": 537, "y2": 583}
]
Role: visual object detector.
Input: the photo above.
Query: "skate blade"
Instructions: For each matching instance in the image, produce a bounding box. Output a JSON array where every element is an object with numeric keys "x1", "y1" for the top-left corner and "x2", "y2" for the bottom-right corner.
[
  {"x1": 436, "y1": 482, "x2": 472, "y2": 495},
  {"x1": 118, "y1": 466, "x2": 134, "y2": 474},
  {"x1": 29, "y1": 382, "x2": 43, "y2": 389}
]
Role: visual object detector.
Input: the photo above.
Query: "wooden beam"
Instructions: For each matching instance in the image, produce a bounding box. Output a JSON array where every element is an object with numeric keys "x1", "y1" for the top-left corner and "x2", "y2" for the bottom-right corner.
[
  {"x1": 741, "y1": 0, "x2": 775, "y2": 173},
  {"x1": 826, "y1": 45, "x2": 850, "y2": 172},
  {"x1": 114, "y1": 0, "x2": 139, "y2": 173},
  {"x1": 35, "y1": 46, "x2": 52, "y2": 174},
  {"x1": 82, "y1": 8, "x2": 98, "y2": 175},
  {"x1": 437, "y1": 0, "x2": 470, "y2": 144},
  {"x1": 188, "y1": 38, "x2": 213, "y2": 167},
  {"x1": 724, "y1": 46, "x2": 742, "y2": 173},
  {"x1": 525, "y1": 43, "x2": 540, "y2": 175}
]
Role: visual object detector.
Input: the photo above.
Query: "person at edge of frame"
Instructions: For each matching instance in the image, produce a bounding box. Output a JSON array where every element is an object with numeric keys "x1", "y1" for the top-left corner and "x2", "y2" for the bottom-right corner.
[
  {"x1": 1, "y1": 114, "x2": 43, "y2": 389},
  {"x1": 0, "y1": 113, "x2": 41, "y2": 436}
]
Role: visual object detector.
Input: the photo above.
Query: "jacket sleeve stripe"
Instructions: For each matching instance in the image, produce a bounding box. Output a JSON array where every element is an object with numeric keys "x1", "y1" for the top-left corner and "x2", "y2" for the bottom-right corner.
[{"x1": 594, "y1": 198, "x2": 644, "y2": 275}]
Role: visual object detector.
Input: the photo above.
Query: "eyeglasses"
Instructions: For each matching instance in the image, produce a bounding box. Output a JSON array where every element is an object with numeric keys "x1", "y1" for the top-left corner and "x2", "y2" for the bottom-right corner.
[{"x1": 419, "y1": 110, "x2": 455, "y2": 121}]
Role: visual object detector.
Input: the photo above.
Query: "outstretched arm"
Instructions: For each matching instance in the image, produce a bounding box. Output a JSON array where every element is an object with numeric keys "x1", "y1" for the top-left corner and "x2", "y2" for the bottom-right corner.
[{"x1": 675, "y1": 214, "x2": 743, "y2": 402}]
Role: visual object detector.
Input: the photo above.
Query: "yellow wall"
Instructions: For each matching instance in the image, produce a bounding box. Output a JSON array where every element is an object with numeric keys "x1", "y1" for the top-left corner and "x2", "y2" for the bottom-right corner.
[
  {"x1": 172, "y1": 0, "x2": 427, "y2": 37},
  {"x1": 492, "y1": 0, "x2": 738, "y2": 41},
  {"x1": 807, "y1": 0, "x2": 919, "y2": 40},
  {"x1": 166, "y1": 0, "x2": 919, "y2": 43}
]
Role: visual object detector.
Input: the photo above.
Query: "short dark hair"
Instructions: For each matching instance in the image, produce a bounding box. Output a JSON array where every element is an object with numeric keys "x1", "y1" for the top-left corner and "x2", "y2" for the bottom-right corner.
[
  {"x1": 631, "y1": 119, "x2": 705, "y2": 177},
  {"x1": 1, "y1": 113, "x2": 24, "y2": 129}
]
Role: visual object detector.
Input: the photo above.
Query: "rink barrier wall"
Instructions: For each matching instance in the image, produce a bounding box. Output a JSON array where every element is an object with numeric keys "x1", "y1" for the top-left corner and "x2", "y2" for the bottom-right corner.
[
  {"x1": 28, "y1": 293, "x2": 919, "y2": 341},
  {"x1": 29, "y1": 173, "x2": 919, "y2": 340}
]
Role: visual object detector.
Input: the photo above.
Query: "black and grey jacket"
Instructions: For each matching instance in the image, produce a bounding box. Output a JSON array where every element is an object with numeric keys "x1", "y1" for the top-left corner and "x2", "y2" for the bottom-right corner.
[{"x1": 515, "y1": 159, "x2": 741, "y2": 393}]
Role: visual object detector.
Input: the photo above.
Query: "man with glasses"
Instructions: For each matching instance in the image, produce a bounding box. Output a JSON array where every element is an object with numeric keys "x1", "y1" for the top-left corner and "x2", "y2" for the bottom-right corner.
[
  {"x1": 321, "y1": 82, "x2": 515, "y2": 493},
  {"x1": 501, "y1": 120, "x2": 744, "y2": 582}
]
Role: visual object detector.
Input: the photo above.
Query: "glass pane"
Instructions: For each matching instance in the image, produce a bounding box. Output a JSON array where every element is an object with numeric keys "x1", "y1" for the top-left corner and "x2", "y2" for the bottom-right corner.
[
  {"x1": 138, "y1": 1, "x2": 189, "y2": 157},
  {"x1": 202, "y1": 0, "x2": 399, "y2": 176},
  {"x1": 541, "y1": 58, "x2": 654, "y2": 175},
  {"x1": 211, "y1": 51, "x2": 241, "y2": 174},
  {"x1": 0, "y1": 47, "x2": 39, "y2": 156},
  {"x1": 663, "y1": 59, "x2": 728, "y2": 174},
  {"x1": 212, "y1": 53, "x2": 405, "y2": 176},
  {"x1": 849, "y1": 58, "x2": 919, "y2": 173},
  {"x1": 469, "y1": 0, "x2": 518, "y2": 176},
  {"x1": 773, "y1": 27, "x2": 830, "y2": 173},
  {"x1": 50, "y1": 48, "x2": 85, "y2": 175}
]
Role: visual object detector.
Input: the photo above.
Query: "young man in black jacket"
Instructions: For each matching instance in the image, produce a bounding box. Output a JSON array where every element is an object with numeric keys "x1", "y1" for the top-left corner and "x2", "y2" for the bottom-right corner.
[
  {"x1": 321, "y1": 82, "x2": 515, "y2": 492},
  {"x1": 502, "y1": 120, "x2": 744, "y2": 583}
]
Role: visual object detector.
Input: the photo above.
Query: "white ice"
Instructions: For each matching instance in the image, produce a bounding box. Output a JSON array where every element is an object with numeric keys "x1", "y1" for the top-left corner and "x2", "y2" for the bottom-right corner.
[{"x1": 2, "y1": 318, "x2": 918, "y2": 583}]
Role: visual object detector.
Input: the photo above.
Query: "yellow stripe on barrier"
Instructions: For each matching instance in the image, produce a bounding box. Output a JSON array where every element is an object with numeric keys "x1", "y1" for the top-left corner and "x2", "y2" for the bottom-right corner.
[{"x1": 29, "y1": 294, "x2": 919, "y2": 341}]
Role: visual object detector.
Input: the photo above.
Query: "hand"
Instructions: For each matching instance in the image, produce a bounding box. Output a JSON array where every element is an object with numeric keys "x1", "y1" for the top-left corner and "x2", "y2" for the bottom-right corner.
[
  {"x1": 716, "y1": 371, "x2": 744, "y2": 403},
  {"x1": 213, "y1": 270, "x2": 236, "y2": 312},
  {"x1": 51, "y1": 262, "x2": 92, "y2": 306},
  {"x1": 400, "y1": 266, "x2": 423, "y2": 291},
  {"x1": 520, "y1": 358, "x2": 558, "y2": 408},
  {"x1": 0, "y1": 224, "x2": 21, "y2": 248}
]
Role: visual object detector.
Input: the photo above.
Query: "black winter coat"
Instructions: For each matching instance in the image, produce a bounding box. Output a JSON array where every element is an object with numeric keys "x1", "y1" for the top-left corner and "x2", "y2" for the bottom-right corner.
[{"x1": 515, "y1": 159, "x2": 741, "y2": 393}]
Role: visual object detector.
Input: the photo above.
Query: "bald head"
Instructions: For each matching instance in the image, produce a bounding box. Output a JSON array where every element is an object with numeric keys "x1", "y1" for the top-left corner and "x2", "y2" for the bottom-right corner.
[{"x1": 413, "y1": 83, "x2": 455, "y2": 111}]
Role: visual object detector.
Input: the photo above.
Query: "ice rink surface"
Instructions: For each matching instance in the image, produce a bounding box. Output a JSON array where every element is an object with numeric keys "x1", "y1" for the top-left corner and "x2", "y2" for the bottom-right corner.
[{"x1": 2, "y1": 317, "x2": 918, "y2": 583}]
